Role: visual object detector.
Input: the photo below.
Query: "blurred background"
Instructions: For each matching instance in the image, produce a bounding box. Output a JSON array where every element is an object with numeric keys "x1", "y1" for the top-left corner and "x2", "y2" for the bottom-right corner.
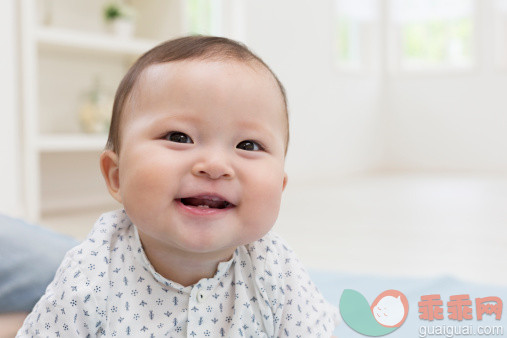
[{"x1": 1, "y1": 0, "x2": 507, "y2": 286}]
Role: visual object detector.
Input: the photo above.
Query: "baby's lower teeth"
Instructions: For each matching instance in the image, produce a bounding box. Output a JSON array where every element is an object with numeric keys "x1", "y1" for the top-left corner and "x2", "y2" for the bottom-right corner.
[{"x1": 198, "y1": 204, "x2": 209, "y2": 208}]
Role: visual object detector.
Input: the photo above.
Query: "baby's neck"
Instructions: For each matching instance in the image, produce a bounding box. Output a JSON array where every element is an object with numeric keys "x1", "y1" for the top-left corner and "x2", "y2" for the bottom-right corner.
[
  {"x1": 138, "y1": 232, "x2": 235, "y2": 287},
  {"x1": 156, "y1": 253, "x2": 232, "y2": 286}
]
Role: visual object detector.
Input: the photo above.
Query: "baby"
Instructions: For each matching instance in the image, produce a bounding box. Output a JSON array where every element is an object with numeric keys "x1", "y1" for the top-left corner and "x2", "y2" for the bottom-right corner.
[{"x1": 18, "y1": 36, "x2": 339, "y2": 337}]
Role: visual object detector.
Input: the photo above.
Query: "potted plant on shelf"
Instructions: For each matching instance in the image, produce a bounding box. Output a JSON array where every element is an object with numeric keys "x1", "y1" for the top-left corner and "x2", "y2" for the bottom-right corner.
[{"x1": 103, "y1": 1, "x2": 137, "y2": 38}]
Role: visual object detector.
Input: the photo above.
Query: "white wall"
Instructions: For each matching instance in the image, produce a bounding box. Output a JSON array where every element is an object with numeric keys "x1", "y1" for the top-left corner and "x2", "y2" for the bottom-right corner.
[
  {"x1": 0, "y1": 0, "x2": 22, "y2": 217},
  {"x1": 242, "y1": 0, "x2": 383, "y2": 182},
  {"x1": 383, "y1": 74, "x2": 507, "y2": 172}
]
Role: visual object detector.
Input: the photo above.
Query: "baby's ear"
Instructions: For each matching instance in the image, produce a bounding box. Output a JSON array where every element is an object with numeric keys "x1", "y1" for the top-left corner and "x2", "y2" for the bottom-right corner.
[
  {"x1": 282, "y1": 172, "x2": 288, "y2": 192},
  {"x1": 100, "y1": 150, "x2": 122, "y2": 203}
]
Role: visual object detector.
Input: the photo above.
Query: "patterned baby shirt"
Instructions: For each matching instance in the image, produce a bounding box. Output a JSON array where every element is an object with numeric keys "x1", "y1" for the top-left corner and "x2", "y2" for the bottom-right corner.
[{"x1": 17, "y1": 209, "x2": 339, "y2": 337}]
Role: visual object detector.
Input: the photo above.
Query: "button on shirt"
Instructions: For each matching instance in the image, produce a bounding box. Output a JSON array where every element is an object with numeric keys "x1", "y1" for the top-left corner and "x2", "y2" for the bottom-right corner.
[{"x1": 17, "y1": 209, "x2": 339, "y2": 337}]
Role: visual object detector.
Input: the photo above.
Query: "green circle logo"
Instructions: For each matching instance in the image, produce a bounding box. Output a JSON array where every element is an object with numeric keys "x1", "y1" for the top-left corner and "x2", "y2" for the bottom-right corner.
[{"x1": 339, "y1": 289, "x2": 409, "y2": 336}]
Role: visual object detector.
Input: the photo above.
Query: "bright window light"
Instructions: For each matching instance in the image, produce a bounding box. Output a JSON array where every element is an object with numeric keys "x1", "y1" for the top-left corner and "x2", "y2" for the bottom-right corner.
[
  {"x1": 334, "y1": 0, "x2": 380, "y2": 71},
  {"x1": 186, "y1": 0, "x2": 223, "y2": 36},
  {"x1": 389, "y1": 0, "x2": 475, "y2": 70}
]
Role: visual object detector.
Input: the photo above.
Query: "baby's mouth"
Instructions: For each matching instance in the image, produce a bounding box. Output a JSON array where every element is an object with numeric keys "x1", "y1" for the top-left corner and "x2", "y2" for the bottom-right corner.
[{"x1": 179, "y1": 196, "x2": 234, "y2": 209}]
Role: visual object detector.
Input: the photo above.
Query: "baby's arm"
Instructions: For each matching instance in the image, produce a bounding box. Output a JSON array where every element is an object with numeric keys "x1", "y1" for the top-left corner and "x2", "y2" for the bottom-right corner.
[
  {"x1": 16, "y1": 250, "x2": 103, "y2": 337},
  {"x1": 262, "y1": 234, "x2": 340, "y2": 337}
]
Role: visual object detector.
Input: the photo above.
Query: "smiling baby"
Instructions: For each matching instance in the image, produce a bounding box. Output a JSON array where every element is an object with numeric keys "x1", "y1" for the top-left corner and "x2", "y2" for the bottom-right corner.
[{"x1": 18, "y1": 36, "x2": 339, "y2": 337}]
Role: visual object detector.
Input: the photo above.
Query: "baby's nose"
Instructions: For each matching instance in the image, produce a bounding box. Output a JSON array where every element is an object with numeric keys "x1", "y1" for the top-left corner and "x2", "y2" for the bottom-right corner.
[{"x1": 191, "y1": 156, "x2": 234, "y2": 180}]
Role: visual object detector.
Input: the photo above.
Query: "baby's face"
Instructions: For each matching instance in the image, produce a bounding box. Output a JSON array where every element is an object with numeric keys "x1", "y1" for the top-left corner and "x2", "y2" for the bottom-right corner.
[{"x1": 115, "y1": 60, "x2": 287, "y2": 259}]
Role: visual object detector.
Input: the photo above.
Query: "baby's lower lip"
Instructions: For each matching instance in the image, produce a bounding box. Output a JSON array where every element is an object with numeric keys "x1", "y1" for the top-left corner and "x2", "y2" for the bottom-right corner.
[{"x1": 175, "y1": 199, "x2": 234, "y2": 216}]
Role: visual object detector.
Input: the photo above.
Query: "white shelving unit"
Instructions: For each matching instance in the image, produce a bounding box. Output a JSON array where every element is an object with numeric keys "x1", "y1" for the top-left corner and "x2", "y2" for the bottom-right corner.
[
  {"x1": 20, "y1": 0, "x2": 184, "y2": 221},
  {"x1": 37, "y1": 27, "x2": 159, "y2": 55},
  {"x1": 37, "y1": 134, "x2": 108, "y2": 152}
]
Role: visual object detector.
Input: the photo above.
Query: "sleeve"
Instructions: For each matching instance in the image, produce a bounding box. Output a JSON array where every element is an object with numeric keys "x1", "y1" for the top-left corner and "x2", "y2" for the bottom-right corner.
[
  {"x1": 16, "y1": 249, "x2": 104, "y2": 338},
  {"x1": 260, "y1": 233, "x2": 340, "y2": 338}
]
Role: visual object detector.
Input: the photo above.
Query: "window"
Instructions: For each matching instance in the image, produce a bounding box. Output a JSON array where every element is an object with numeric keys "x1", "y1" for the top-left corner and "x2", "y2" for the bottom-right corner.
[
  {"x1": 185, "y1": 0, "x2": 223, "y2": 36},
  {"x1": 389, "y1": 0, "x2": 475, "y2": 71},
  {"x1": 334, "y1": 0, "x2": 381, "y2": 72}
]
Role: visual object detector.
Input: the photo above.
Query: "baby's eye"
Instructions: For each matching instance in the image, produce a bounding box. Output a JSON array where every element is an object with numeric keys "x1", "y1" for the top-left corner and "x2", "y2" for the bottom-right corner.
[
  {"x1": 165, "y1": 131, "x2": 193, "y2": 144},
  {"x1": 236, "y1": 140, "x2": 263, "y2": 151}
]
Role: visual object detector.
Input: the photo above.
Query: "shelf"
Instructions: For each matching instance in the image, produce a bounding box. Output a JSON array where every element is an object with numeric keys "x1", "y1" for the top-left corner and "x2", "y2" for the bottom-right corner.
[
  {"x1": 38, "y1": 133, "x2": 107, "y2": 152},
  {"x1": 36, "y1": 27, "x2": 160, "y2": 55}
]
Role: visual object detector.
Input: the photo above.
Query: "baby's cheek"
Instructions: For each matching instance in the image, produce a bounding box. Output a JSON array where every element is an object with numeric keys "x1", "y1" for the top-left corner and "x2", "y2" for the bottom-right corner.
[
  {"x1": 122, "y1": 164, "x2": 159, "y2": 197},
  {"x1": 246, "y1": 176, "x2": 284, "y2": 226},
  {"x1": 120, "y1": 157, "x2": 175, "y2": 213}
]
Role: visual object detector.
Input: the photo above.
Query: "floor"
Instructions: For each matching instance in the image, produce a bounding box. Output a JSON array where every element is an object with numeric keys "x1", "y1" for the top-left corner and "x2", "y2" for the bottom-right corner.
[{"x1": 41, "y1": 172, "x2": 507, "y2": 287}]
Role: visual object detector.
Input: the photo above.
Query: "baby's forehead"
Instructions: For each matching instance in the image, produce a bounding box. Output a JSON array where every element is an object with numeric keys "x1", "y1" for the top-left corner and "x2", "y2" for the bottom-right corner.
[
  {"x1": 138, "y1": 59, "x2": 275, "y2": 87},
  {"x1": 127, "y1": 59, "x2": 284, "y2": 117}
]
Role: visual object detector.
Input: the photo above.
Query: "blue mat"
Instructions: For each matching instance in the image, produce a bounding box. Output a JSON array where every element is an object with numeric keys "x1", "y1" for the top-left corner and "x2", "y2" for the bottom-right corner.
[{"x1": 310, "y1": 270, "x2": 507, "y2": 337}]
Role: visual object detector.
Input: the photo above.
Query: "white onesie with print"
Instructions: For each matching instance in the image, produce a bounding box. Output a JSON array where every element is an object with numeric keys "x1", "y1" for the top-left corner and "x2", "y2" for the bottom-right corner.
[{"x1": 17, "y1": 209, "x2": 339, "y2": 337}]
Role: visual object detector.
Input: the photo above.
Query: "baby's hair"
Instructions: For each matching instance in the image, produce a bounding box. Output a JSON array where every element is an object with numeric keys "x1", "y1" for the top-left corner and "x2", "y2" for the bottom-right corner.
[{"x1": 106, "y1": 35, "x2": 289, "y2": 155}]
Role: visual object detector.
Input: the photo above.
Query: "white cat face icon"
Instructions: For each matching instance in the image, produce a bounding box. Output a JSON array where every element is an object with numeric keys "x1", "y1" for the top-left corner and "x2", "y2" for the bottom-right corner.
[{"x1": 370, "y1": 290, "x2": 409, "y2": 327}]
